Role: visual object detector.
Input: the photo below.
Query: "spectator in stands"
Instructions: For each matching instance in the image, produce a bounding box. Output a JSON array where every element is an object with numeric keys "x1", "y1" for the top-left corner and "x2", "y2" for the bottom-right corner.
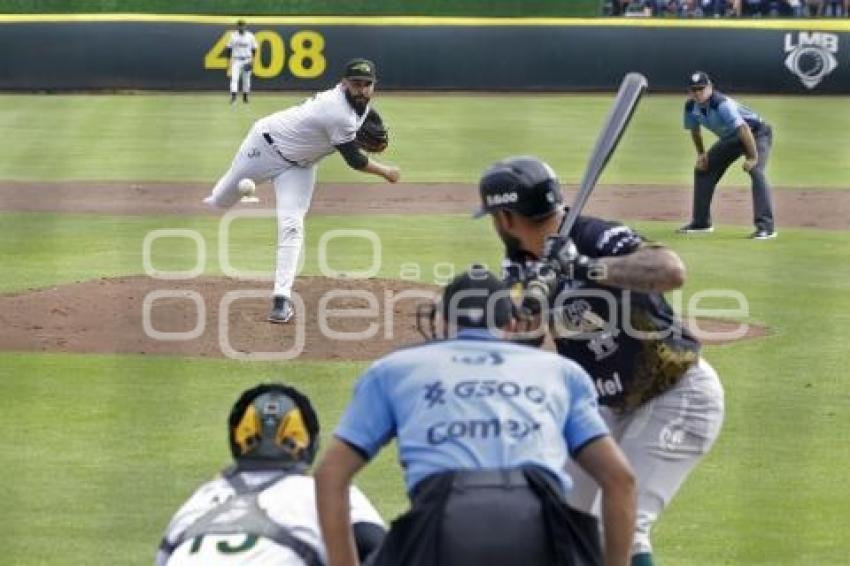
[
  {"x1": 803, "y1": 0, "x2": 848, "y2": 15},
  {"x1": 737, "y1": 0, "x2": 768, "y2": 16},
  {"x1": 701, "y1": 0, "x2": 731, "y2": 16},
  {"x1": 821, "y1": 0, "x2": 847, "y2": 15},
  {"x1": 614, "y1": 0, "x2": 841, "y2": 15},
  {"x1": 681, "y1": 0, "x2": 706, "y2": 15},
  {"x1": 663, "y1": 0, "x2": 686, "y2": 15}
]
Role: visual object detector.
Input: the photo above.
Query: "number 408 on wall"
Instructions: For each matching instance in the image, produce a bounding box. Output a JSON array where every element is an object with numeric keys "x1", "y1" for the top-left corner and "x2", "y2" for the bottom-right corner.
[{"x1": 204, "y1": 30, "x2": 326, "y2": 79}]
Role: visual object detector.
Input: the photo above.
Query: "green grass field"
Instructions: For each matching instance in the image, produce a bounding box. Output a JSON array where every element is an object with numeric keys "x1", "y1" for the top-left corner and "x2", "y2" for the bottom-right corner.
[
  {"x1": 1, "y1": 93, "x2": 848, "y2": 565},
  {"x1": 2, "y1": 93, "x2": 849, "y2": 187}
]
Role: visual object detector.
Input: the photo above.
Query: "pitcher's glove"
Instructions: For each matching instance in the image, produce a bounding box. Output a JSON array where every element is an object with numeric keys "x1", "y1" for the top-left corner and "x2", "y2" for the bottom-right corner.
[
  {"x1": 356, "y1": 109, "x2": 389, "y2": 153},
  {"x1": 242, "y1": 62, "x2": 253, "y2": 73}
]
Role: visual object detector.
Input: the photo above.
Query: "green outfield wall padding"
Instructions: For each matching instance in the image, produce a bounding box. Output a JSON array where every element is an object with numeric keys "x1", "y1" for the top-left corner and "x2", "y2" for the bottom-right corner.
[
  {"x1": 1, "y1": 19, "x2": 847, "y2": 93},
  {"x1": 0, "y1": 0, "x2": 602, "y2": 17}
]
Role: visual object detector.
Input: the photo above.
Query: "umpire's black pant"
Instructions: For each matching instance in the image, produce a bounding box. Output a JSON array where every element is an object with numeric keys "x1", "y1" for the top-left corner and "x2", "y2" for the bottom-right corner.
[
  {"x1": 367, "y1": 467, "x2": 601, "y2": 566},
  {"x1": 692, "y1": 123, "x2": 775, "y2": 232}
]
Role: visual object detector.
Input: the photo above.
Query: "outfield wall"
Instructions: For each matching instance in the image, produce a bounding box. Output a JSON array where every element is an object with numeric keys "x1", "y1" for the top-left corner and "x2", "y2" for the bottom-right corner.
[
  {"x1": 0, "y1": 0, "x2": 601, "y2": 17},
  {"x1": 1, "y1": 16, "x2": 848, "y2": 93}
]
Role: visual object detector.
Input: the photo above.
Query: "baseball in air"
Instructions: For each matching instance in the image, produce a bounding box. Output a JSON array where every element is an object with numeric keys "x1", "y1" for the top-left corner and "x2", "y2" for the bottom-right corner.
[{"x1": 237, "y1": 178, "x2": 256, "y2": 197}]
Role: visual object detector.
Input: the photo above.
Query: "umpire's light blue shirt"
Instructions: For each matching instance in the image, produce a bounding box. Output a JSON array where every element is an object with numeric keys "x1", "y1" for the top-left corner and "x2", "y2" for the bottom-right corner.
[
  {"x1": 335, "y1": 329, "x2": 608, "y2": 494},
  {"x1": 684, "y1": 91, "x2": 764, "y2": 140}
]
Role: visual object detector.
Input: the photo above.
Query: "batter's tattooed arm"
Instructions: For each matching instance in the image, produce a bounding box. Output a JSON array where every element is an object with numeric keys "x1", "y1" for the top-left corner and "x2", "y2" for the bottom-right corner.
[{"x1": 594, "y1": 245, "x2": 686, "y2": 293}]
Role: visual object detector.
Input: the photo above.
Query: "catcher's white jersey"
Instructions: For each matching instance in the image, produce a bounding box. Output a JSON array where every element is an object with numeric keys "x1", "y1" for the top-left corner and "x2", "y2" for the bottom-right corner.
[
  {"x1": 227, "y1": 30, "x2": 258, "y2": 59},
  {"x1": 257, "y1": 85, "x2": 371, "y2": 166},
  {"x1": 157, "y1": 472, "x2": 383, "y2": 566}
]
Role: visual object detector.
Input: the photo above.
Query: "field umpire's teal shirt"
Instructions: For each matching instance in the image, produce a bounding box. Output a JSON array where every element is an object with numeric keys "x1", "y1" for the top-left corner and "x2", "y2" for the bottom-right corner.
[{"x1": 684, "y1": 91, "x2": 765, "y2": 140}]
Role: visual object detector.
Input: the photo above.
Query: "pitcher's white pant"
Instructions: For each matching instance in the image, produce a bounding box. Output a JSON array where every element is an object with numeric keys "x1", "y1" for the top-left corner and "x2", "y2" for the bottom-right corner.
[
  {"x1": 230, "y1": 57, "x2": 252, "y2": 94},
  {"x1": 205, "y1": 125, "x2": 317, "y2": 299},
  {"x1": 565, "y1": 358, "x2": 724, "y2": 556}
]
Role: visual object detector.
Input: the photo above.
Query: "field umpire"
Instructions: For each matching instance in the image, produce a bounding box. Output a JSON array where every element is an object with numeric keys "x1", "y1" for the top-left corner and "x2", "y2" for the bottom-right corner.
[
  {"x1": 679, "y1": 71, "x2": 777, "y2": 239},
  {"x1": 316, "y1": 266, "x2": 637, "y2": 566},
  {"x1": 474, "y1": 156, "x2": 725, "y2": 566}
]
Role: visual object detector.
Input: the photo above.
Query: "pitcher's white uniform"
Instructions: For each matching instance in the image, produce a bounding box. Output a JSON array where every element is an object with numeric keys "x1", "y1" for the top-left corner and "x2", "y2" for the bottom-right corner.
[
  {"x1": 227, "y1": 29, "x2": 258, "y2": 96},
  {"x1": 204, "y1": 85, "x2": 370, "y2": 298},
  {"x1": 156, "y1": 472, "x2": 383, "y2": 566}
]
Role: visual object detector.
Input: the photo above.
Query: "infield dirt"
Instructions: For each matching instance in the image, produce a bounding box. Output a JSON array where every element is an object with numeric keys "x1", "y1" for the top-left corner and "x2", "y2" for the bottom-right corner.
[
  {"x1": 1, "y1": 181, "x2": 848, "y2": 229},
  {"x1": 4, "y1": 180, "x2": 829, "y2": 360}
]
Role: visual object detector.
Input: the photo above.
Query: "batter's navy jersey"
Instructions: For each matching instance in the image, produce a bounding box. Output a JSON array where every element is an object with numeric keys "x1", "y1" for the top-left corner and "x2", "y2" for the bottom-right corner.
[
  {"x1": 335, "y1": 329, "x2": 608, "y2": 494},
  {"x1": 684, "y1": 91, "x2": 765, "y2": 140},
  {"x1": 506, "y1": 216, "x2": 701, "y2": 412}
]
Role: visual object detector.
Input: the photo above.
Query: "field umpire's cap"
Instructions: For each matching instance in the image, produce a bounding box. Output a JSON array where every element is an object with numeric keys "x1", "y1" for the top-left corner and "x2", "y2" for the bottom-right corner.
[
  {"x1": 344, "y1": 58, "x2": 377, "y2": 82},
  {"x1": 474, "y1": 155, "x2": 563, "y2": 219},
  {"x1": 688, "y1": 71, "x2": 712, "y2": 88},
  {"x1": 442, "y1": 264, "x2": 514, "y2": 330}
]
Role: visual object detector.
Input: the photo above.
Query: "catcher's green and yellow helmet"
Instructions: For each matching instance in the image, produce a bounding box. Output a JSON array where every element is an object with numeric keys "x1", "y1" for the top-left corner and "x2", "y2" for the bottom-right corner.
[{"x1": 228, "y1": 383, "x2": 320, "y2": 470}]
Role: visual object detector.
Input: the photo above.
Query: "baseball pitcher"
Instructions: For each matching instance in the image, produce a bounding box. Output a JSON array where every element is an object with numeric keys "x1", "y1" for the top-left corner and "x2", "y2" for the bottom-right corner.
[{"x1": 203, "y1": 59, "x2": 399, "y2": 323}]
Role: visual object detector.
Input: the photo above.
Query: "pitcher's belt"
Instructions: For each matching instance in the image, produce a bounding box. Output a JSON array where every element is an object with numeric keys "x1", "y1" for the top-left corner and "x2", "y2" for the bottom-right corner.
[{"x1": 261, "y1": 133, "x2": 300, "y2": 166}]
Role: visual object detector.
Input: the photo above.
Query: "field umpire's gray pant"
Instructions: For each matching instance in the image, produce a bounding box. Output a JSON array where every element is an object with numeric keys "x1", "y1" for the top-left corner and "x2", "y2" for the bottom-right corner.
[
  {"x1": 565, "y1": 358, "x2": 724, "y2": 556},
  {"x1": 691, "y1": 124, "x2": 775, "y2": 232}
]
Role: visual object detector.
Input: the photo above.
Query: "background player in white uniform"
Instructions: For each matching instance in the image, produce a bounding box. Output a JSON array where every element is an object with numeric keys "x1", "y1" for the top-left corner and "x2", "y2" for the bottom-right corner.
[
  {"x1": 156, "y1": 383, "x2": 385, "y2": 566},
  {"x1": 226, "y1": 20, "x2": 258, "y2": 104},
  {"x1": 203, "y1": 59, "x2": 400, "y2": 324}
]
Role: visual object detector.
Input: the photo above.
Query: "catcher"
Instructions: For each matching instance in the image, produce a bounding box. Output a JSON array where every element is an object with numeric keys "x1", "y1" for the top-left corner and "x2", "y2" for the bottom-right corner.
[{"x1": 156, "y1": 383, "x2": 386, "y2": 565}]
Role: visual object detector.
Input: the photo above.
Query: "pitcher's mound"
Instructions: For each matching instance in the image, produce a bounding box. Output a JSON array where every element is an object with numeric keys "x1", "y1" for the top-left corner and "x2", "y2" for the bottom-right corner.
[{"x1": 0, "y1": 276, "x2": 766, "y2": 360}]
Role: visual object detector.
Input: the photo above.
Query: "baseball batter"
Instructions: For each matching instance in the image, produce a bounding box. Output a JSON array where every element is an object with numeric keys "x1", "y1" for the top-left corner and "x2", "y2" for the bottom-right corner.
[
  {"x1": 203, "y1": 59, "x2": 400, "y2": 323},
  {"x1": 225, "y1": 20, "x2": 258, "y2": 104},
  {"x1": 156, "y1": 383, "x2": 385, "y2": 566},
  {"x1": 474, "y1": 156, "x2": 725, "y2": 566}
]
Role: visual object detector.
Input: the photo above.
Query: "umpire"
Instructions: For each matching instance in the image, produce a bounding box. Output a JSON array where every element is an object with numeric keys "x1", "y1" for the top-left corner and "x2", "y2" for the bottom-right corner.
[
  {"x1": 679, "y1": 71, "x2": 777, "y2": 239},
  {"x1": 315, "y1": 266, "x2": 636, "y2": 566}
]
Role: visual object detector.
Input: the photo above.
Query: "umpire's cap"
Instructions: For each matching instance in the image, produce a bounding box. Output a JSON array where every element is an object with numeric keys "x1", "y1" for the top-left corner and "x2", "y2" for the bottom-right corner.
[
  {"x1": 473, "y1": 155, "x2": 563, "y2": 219},
  {"x1": 343, "y1": 58, "x2": 377, "y2": 82},
  {"x1": 442, "y1": 265, "x2": 514, "y2": 330},
  {"x1": 688, "y1": 71, "x2": 712, "y2": 88},
  {"x1": 228, "y1": 383, "x2": 320, "y2": 471}
]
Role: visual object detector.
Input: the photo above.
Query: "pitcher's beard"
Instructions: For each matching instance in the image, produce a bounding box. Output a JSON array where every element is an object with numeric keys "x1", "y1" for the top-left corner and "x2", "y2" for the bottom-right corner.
[{"x1": 345, "y1": 90, "x2": 369, "y2": 115}]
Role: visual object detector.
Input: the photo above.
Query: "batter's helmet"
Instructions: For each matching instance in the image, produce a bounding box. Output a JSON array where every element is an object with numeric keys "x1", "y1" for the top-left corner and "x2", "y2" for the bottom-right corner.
[
  {"x1": 473, "y1": 155, "x2": 563, "y2": 219},
  {"x1": 228, "y1": 383, "x2": 320, "y2": 471}
]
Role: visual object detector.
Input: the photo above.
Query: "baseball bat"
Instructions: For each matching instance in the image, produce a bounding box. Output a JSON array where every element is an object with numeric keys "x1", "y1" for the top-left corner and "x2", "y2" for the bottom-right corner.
[{"x1": 559, "y1": 72, "x2": 648, "y2": 238}]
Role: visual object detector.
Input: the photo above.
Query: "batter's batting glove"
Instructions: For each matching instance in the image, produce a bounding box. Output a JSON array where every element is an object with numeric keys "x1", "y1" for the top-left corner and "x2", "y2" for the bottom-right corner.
[
  {"x1": 542, "y1": 235, "x2": 593, "y2": 282},
  {"x1": 521, "y1": 262, "x2": 559, "y2": 317}
]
